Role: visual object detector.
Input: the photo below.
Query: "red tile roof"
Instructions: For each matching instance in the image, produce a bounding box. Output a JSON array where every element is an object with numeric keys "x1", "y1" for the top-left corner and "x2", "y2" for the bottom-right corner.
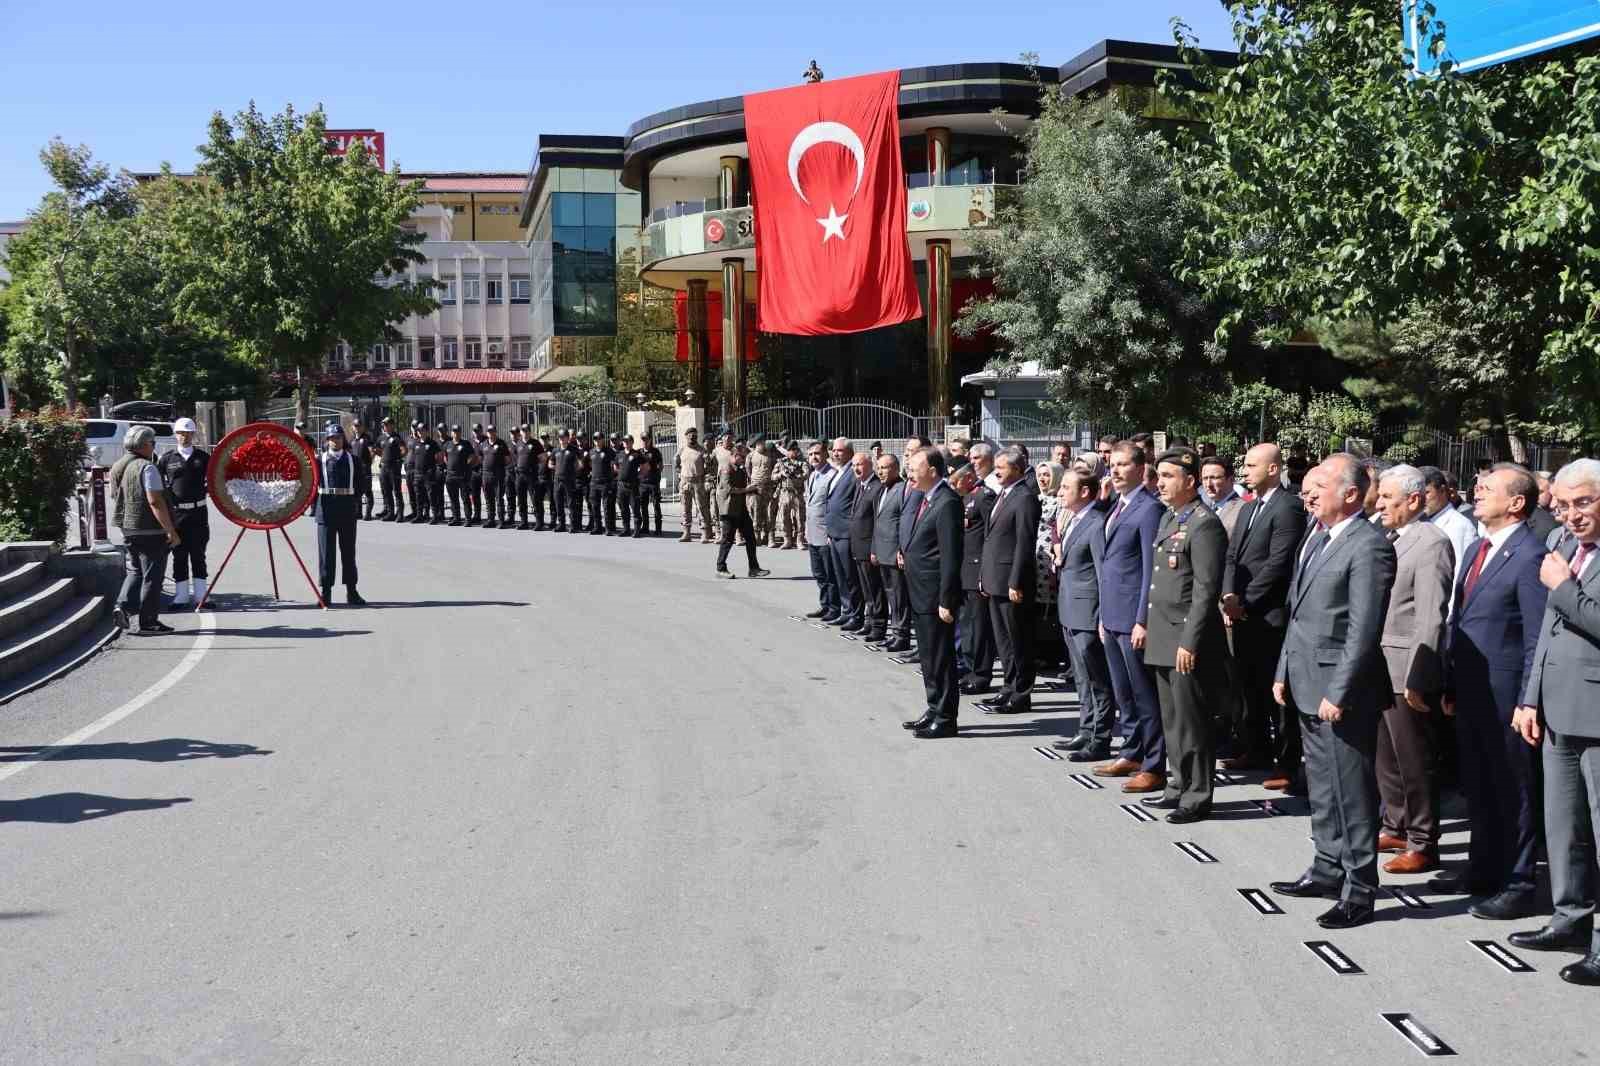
[{"x1": 303, "y1": 369, "x2": 534, "y2": 387}]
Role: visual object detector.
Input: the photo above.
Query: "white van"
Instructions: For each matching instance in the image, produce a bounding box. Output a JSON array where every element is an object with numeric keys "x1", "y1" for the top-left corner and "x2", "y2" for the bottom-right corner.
[{"x1": 83, "y1": 419, "x2": 178, "y2": 469}]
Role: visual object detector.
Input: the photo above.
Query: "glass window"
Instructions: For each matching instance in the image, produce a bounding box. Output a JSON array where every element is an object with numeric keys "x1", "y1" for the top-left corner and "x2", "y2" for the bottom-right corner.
[
  {"x1": 349, "y1": 346, "x2": 368, "y2": 371},
  {"x1": 583, "y1": 193, "x2": 615, "y2": 228},
  {"x1": 326, "y1": 350, "x2": 342, "y2": 372},
  {"x1": 510, "y1": 277, "x2": 531, "y2": 304},
  {"x1": 441, "y1": 279, "x2": 457, "y2": 305},
  {"x1": 486, "y1": 278, "x2": 504, "y2": 304},
  {"x1": 554, "y1": 281, "x2": 586, "y2": 328},
  {"x1": 394, "y1": 341, "x2": 414, "y2": 368},
  {"x1": 372, "y1": 343, "x2": 391, "y2": 367},
  {"x1": 442, "y1": 340, "x2": 459, "y2": 367},
  {"x1": 583, "y1": 168, "x2": 615, "y2": 193},
  {"x1": 510, "y1": 338, "x2": 532, "y2": 368},
  {"x1": 463, "y1": 275, "x2": 481, "y2": 304},
  {"x1": 582, "y1": 226, "x2": 614, "y2": 255},
  {"x1": 418, "y1": 340, "x2": 435, "y2": 367},
  {"x1": 464, "y1": 340, "x2": 483, "y2": 366},
  {"x1": 553, "y1": 192, "x2": 585, "y2": 228},
  {"x1": 553, "y1": 225, "x2": 585, "y2": 252},
  {"x1": 487, "y1": 336, "x2": 505, "y2": 368}
]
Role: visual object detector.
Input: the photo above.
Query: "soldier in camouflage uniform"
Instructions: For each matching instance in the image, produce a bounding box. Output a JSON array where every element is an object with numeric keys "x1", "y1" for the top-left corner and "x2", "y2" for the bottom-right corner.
[
  {"x1": 774, "y1": 440, "x2": 809, "y2": 550},
  {"x1": 745, "y1": 434, "x2": 777, "y2": 546},
  {"x1": 676, "y1": 428, "x2": 712, "y2": 543}
]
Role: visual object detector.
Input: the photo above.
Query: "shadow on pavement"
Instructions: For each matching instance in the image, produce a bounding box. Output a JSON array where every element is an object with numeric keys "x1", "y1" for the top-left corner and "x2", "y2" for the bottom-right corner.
[
  {"x1": 0, "y1": 739, "x2": 273, "y2": 763},
  {"x1": 0, "y1": 793, "x2": 192, "y2": 824},
  {"x1": 352, "y1": 600, "x2": 530, "y2": 609},
  {"x1": 0, "y1": 910, "x2": 55, "y2": 920},
  {"x1": 203, "y1": 626, "x2": 372, "y2": 639}
]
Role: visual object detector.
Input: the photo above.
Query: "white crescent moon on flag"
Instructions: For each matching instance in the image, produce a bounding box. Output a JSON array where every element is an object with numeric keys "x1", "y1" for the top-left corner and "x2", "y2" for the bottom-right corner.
[{"x1": 787, "y1": 121, "x2": 865, "y2": 206}]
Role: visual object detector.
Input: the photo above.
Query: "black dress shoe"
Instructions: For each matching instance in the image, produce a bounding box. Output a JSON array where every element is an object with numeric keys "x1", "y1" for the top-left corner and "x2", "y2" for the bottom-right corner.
[
  {"x1": 1140, "y1": 795, "x2": 1179, "y2": 809},
  {"x1": 135, "y1": 621, "x2": 176, "y2": 635},
  {"x1": 1425, "y1": 872, "x2": 1498, "y2": 896},
  {"x1": 1069, "y1": 747, "x2": 1112, "y2": 762},
  {"x1": 748, "y1": 568, "x2": 771, "y2": 578},
  {"x1": 1270, "y1": 876, "x2": 1341, "y2": 899},
  {"x1": 1166, "y1": 805, "x2": 1211, "y2": 825},
  {"x1": 346, "y1": 589, "x2": 367, "y2": 606},
  {"x1": 805, "y1": 609, "x2": 828, "y2": 619},
  {"x1": 987, "y1": 696, "x2": 1029, "y2": 716},
  {"x1": 449, "y1": 519, "x2": 463, "y2": 527},
  {"x1": 912, "y1": 721, "x2": 958, "y2": 739},
  {"x1": 1561, "y1": 953, "x2": 1600, "y2": 985},
  {"x1": 1509, "y1": 925, "x2": 1593, "y2": 952},
  {"x1": 882, "y1": 638, "x2": 911, "y2": 653},
  {"x1": 976, "y1": 694, "x2": 1009, "y2": 709},
  {"x1": 959, "y1": 679, "x2": 992, "y2": 695},
  {"x1": 1316, "y1": 901, "x2": 1374, "y2": 929},
  {"x1": 320, "y1": 588, "x2": 334, "y2": 605},
  {"x1": 1470, "y1": 888, "x2": 1539, "y2": 921},
  {"x1": 1060, "y1": 734, "x2": 1090, "y2": 752},
  {"x1": 902, "y1": 713, "x2": 935, "y2": 731}
]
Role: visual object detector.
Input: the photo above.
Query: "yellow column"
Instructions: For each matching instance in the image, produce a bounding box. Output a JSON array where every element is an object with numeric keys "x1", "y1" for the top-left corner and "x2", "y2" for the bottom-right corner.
[
  {"x1": 721, "y1": 258, "x2": 747, "y2": 423},
  {"x1": 925, "y1": 127, "x2": 951, "y2": 186},
  {"x1": 926, "y1": 238, "x2": 953, "y2": 416},
  {"x1": 719, "y1": 156, "x2": 744, "y2": 207}
]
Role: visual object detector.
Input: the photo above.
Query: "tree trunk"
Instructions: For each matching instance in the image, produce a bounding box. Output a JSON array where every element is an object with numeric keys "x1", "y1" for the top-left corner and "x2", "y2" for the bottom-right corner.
[{"x1": 63, "y1": 331, "x2": 79, "y2": 413}]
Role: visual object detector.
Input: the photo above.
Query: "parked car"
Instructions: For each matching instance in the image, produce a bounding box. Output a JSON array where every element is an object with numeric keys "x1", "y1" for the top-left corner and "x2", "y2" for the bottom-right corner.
[{"x1": 83, "y1": 419, "x2": 177, "y2": 469}]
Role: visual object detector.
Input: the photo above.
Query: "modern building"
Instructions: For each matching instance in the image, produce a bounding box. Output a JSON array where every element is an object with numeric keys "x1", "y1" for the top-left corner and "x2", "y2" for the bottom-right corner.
[
  {"x1": 517, "y1": 39, "x2": 1233, "y2": 419},
  {"x1": 0, "y1": 221, "x2": 24, "y2": 284}
]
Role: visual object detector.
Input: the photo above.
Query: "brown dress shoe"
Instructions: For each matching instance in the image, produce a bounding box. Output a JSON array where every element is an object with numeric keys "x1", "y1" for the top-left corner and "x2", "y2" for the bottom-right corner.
[
  {"x1": 1378, "y1": 833, "x2": 1408, "y2": 854},
  {"x1": 1263, "y1": 776, "x2": 1291, "y2": 791},
  {"x1": 1121, "y1": 771, "x2": 1166, "y2": 794},
  {"x1": 1382, "y1": 850, "x2": 1438, "y2": 875},
  {"x1": 1092, "y1": 758, "x2": 1141, "y2": 778}
]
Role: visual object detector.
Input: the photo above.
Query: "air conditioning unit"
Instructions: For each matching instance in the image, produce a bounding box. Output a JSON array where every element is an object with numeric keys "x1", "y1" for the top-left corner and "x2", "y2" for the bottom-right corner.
[{"x1": 487, "y1": 343, "x2": 502, "y2": 354}]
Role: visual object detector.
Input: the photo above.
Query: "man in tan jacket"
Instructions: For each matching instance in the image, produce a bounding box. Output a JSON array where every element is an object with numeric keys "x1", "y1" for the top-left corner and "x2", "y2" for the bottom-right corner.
[
  {"x1": 676, "y1": 428, "x2": 712, "y2": 543},
  {"x1": 1374, "y1": 463, "x2": 1456, "y2": 873},
  {"x1": 746, "y1": 435, "x2": 776, "y2": 546}
]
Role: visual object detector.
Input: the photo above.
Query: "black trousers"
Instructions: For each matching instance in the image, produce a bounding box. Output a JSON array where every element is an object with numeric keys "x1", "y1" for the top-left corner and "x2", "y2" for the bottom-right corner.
[
  {"x1": 605, "y1": 485, "x2": 619, "y2": 531},
  {"x1": 406, "y1": 474, "x2": 428, "y2": 518},
  {"x1": 531, "y1": 480, "x2": 550, "y2": 526},
  {"x1": 356, "y1": 464, "x2": 374, "y2": 517},
  {"x1": 483, "y1": 473, "x2": 505, "y2": 523},
  {"x1": 554, "y1": 483, "x2": 575, "y2": 529},
  {"x1": 640, "y1": 483, "x2": 662, "y2": 533},
  {"x1": 915, "y1": 609, "x2": 960, "y2": 724},
  {"x1": 316, "y1": 519, "x2": 358, "y2": 590},
  {"x1": 856, "y1": 558, "x2": 886, "y2": 631},
  {"x1": 446, "y1": 477, "x2": 467, "y2": 521},
  {"x1": 717, "y1": 512, "x2": 760, "y2": 572},
  {"x1": 988, "y1": 595, "x2": 1036, "y2": 700},
  {"x1": 589, "y1": 484, "x2": 615, "y2": 532},
  {"x1": 170, "y1": 510, "x2": 209, "y2": 581},
  {"x1": 381, "y1": 467, "x2": 403, "y2": 516},
  {"x1": 960, "y1": 589, "x2": 994, "y2": 683},
  {"x1": 428, "y1": 477, "x2": 443, "y2": 519},
  {"x1": 1233, "y1": 619, "x2": 1296, "y2": 770},
  {"x1": 467, "y1": 473, "x2": 481, "y2": 520},
  {"x1": 618, "y1": 483, "x2": 639, "y2": 533},
  {"x1": 513, "y1": 473, "x2": 531, "y2": 523},
  {"x1": 120, "y1": 533, "x2": 169, "y2": 628}
]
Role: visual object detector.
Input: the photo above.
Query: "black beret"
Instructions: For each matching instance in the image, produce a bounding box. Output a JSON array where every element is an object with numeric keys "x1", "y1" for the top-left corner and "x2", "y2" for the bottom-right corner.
[
  {"x1": 1156, "y1": 446, "x2": 1201, "y2": 475},
  {"x1": 472, "y1": 423, "x2": 483, "y2": 431}
]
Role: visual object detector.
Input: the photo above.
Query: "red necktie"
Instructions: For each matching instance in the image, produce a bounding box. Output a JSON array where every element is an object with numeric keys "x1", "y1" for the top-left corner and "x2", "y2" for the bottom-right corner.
[
  {"x1": 1463, "y1": 539, "x2": 1492, "y2": 600},
  {"x1": 1108, "y1": 496, "x2": 1125, "y2": 528},
  {"x1": 915, "y1": 497, "x2": 929, "y2": 526},
  {"x1": 1573, "y1": 543, "x2": 1594, "y2": 579}
]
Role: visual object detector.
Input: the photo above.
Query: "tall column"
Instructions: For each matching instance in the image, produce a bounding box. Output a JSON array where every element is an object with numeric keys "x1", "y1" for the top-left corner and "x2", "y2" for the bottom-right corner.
[
  {"x1": 721, "y1": 257, "x2": 747, "y2": 423},
  {"x1": 718, "y1": 155, "x2": 744, "y2": 207},
  {"x1": 926, "y1": 238, "x2": 953, "y2": 416},
  {"x1": 686, "y1": 278, "x2": 711, "y2": 402},
  {"x1": 925, "y1": 127, "x2": 951, "y2": 186}
]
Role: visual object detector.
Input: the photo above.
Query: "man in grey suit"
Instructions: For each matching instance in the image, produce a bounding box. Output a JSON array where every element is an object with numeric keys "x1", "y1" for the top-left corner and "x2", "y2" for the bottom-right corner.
[
  {"x1": 1373, "y1": 464, "x2": 1456, "y2": 874},
  {"x1": 822, "y1": 438, "x2": 861, "y2": 628},
  {"x1": 1510, "y1": 459, "x2": 1600, "y2": 985},
  {"x1": 804, "y1": 442, "x2": 839, "y2": 620},
  {"x1": 870, "y1": 454, "x2": 911, "y2": 650},
  {"x1": 1270, "y1": 455, "x2": 1397, "y2": 929},
  {"x1": 1053, "y1": 467, "x2": 1115, "y2": 761}
]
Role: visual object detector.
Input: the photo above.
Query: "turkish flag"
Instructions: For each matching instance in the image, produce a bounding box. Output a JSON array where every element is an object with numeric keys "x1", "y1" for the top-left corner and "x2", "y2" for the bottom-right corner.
[{"x1": 744, "y1": 70, "x2": 922, "y2": 335}]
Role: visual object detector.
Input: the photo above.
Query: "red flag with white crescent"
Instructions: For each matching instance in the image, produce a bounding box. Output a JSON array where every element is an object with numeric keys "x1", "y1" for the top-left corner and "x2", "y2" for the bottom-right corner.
[{"x1": 743, "y1": 70, "x2": 922, "y2": 335}]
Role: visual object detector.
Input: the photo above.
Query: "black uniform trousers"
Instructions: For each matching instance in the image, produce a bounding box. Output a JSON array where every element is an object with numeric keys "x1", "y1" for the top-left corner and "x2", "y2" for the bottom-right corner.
[
  {"x1": 513, "y1": 472, "x2": 532, "y2": 524},
  {"x1": 406, "y1": 473, "x2": 428, "y2": 519},
  {"x1": 467, "y1": 472, "x2": 481, "y2": 521},
  {"x1": 605, "y1": 484, "x2": 619, "y2": 532},
  {"x1": 640, "y1": 483, "x2": 662, "y2": 533},
  {"x1": 381, "y1": 466, "x2": 403, "y2": 517},
  {"x1": 171, "y1": 509, "x2": 209, "y2": 581},
  {"x1": 961, "y1": 589, "x2": 995, "y2": 684},
  {"x1": 532, "y1": 479, "x2": 550, "y2": 527},
  {"x1": 618, "y1": 483, "x2": 639, "y2": 534},
  {"x1": 915, "y1": 609, "x2": 960, "y2": 725},
  {"x1": 120, "y1": 532, "x2": 170, "y2": 628},
  {"x1": 589, "y1": 484, "x2": 615, "y2": 533},
  {"x1": 553, "y1": 482, "x2": 575, "y2": 530},
  {"x1": 428, "y1": 475, "x2": 444, "y2": 520},
  {"x1": 446, "y1": 477, "x2": 467, "y2": 521},
  {"x1": 315, "y1": 497, "x2": 358, "y2": 591},
  {"x1": 1152, "y1": 662, "x2": 1218, "y2": 813},
  {"x1": 988, "y1": 596, "x2": 1036, "y2": 700},
  {"x1": 855, "y1": 558, "x2": 886, "y2": 633},
  {"x1": 355, "y1": 463, "x2": 374, "y2": 517},
  {"x1": 483, "y1": 472, "x2": 505, "y2": 524}
]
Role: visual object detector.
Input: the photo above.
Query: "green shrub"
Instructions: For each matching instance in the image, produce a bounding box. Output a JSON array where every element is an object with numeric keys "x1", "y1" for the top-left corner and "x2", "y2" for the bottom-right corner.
[{"x1": 0, "y1": 408, "x2": 86, "y2": 545}]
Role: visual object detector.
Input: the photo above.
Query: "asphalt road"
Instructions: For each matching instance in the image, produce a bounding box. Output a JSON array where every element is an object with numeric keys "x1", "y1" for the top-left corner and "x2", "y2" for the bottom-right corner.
[{"x1": 1, "y1": 512, "x2": 1592, "y2": 1064}]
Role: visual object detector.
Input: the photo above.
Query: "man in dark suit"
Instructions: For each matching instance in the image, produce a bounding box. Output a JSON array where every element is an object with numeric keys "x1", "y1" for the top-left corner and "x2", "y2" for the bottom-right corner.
[
  {"x1": 899, "y1": 447, "x2": 964, "y2": 739},
  {"x1": 1093, "y1": 441, "x2": 1167, "y2": 794},
  {"x1": 979, "y1": 446, "x2": 1042, "y2": 716},
  {"x1": 822, "y1": 438, "x2": 861, "y2": 627},
  {"x1": 954, "y1": 465, "x2": 997, "y2": 692},
  {"x1": 1052, "y1": 466, "x2": 1115, "y2": 762},
  {"x1": 1270, "y1": 455, "x2": 1397, "y2": 929},
  {"x1": 847, "y1": 451, "x2": 885, "y2": 636},
  {"x1": 1511, "y1": 459, "x2": 1600, "y2": 983},
  {"x1": 1222, "y1": 443, "x2": 1307, "y2": 783},
  {"x1": 312, "y1": 422, "x2": 366, "y2": 606},
  {"x1": 869, "y1": 454, "x2": 910, "y2": 651},
  {"x1": 1441, "y1": 463, "x2": 1550, "y2": 919},
  {"x1": 1143, "y1": 447, "x2": 1229, "y2": 822}
]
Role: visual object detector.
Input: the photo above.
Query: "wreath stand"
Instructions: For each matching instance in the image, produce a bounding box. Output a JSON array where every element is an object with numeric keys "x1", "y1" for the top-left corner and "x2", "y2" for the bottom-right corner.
[{"x1": 194, "y1": 525, "x2": 328, "y2": 611}]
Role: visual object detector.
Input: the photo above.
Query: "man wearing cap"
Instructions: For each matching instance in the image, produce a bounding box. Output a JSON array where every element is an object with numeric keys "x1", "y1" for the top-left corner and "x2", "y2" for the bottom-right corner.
[
  {"x1": 111, "y1": 425, "x2": 181, "y2": 634},
  {"x1": 747, "y1": 434, "x2": 776, "y2": 546},
  {"x1": 714, "y1": 441, "x2": 772, "y2": 579},
  {"x1": 312, "y1": 422, "x2": 365, "y2": 605},
  {"x1": 349, "y1": 421, "x2": 375, "y2": 521},
  {"x1": 444, "y1": 425, "x2": 477, "y2": 526},
  {"x1": 158, "y1": 417, "x2": 211, "y2": 608},
  {"x1": 607, "y1": 432, "x2": 627, "y2": 533},
  {"x1": 405, "y1": 423, "x2": 431, "y2": 523},
  {"x1": 1143, "y1": 446, "x2": 1229, "y2": 823},
  {"x1": 588, "y1": 432, "x2": 616, "y2": 535},
  {"x1": 427, "y1": 424, "x2": 446, "y2": 524},
  {"x1": 461, "y1": 424, "x2": 482, "y2": 525},
  {"x1": 678, "y1": 428, "x2": 712, "y2": 543},
  {"x1": 638, "y1": 431, "x2": 664, "y2": 537},
  {"x1": 378, "y1": 417, "x2": 406, "y2": 521},
  {"x1": 534, "y1": 431, "x2": 555, "y2": 529},
  {"x1": 480, "y1": 425, "x2": 512, "y2": 529},
  {"x1": 511, "y1": 427, "x2": 538, "y2": 530},
  {"x1": 553, "y1": 429, "x2": 580, "y2": 532},
  {"x1": 617, "y1": 433, "x2": 642, "y2": 536}
]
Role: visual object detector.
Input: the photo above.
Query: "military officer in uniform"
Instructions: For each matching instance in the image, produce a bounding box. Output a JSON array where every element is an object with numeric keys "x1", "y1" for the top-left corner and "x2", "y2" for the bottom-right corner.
[
  {"x1": 312, "y1": 422, "x2": 365, "y2": 606},
  {"x1": 588, "y1": 431, "x2": 616, "y2": 535},
  {"x1": 638, "y1": 431, "x2": 664, "y2": 536},
  {"x1": 158, "y1": 416, "x2": 211, "y2": 608},
  {"x1": 678, "y1": 428, "x2": 711, "y2": 543},
  {"x1": 774, "y1": 440, "x2": 809, "y2": 549},
  {"x1": 349, "y1": 421, "x2": 375, "y2": 520},
  {"x1": 378, "y1": 417, "x2": 405, "y2": 521},
  {"x1": 1142, "y1": 446, "x2": 1229, "y2": 823},
  {"x1": 747, "y1": 434, "x2": 777, "y2": 545},
  {"x1": 480, "y1": 425, "x2": 511, "y2": 528},
  {"x1": 405, "y1": 422, "x2": 431, "y2": 523}
]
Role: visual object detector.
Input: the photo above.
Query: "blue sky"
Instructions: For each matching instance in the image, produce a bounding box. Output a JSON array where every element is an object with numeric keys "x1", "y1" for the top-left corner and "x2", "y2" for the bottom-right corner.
[{"x1": 0, "y1": 0, "x2": 1238, "y2": 220}]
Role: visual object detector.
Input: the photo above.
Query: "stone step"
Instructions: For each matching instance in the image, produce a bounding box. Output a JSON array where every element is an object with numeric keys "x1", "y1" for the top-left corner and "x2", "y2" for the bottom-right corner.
[
  {"x1": 0, "y1": 595, "x2": 112, "y2": 684},
  {"x1": 0, "y1": 559, "x2": 48, "y2": 604},
  {"x1": 0, "y1": 577, "x2": 77, "y2": 644}
]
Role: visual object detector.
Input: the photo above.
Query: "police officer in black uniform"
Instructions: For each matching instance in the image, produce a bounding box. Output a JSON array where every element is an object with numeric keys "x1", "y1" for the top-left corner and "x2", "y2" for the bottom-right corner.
[
  {"x1": 480, "y1": 424, "x2": 512, "y2": 528},
  {"x1": 405, "y1": 422, "x2": 431, "y2": 523},
  {"x1": 378, "y1": 417, "x2": 406, "y2": 521},
  {"x1": 531, "y1": 430, "x2": 553, "y2": 529},
  {"x1": 313, "y1": 422, "x2": 365, "y2": 606},
  {"x1": 575, "y1": 435, "x2": 592, "y2": 532},
  {"x1": 588, "y1": 431, "x2": 616, "y2": 535},
  {"x1": 617, "y1": 433, "x2": 641, "y2": 536},
  {"x1": 638, "y1": 431, "x2": 664, "y2": 537},
  {"x1": 512, "y1": 427, "x2": 538, "y2": 530},
  {"x1": 349, "y1": 421, "x2": 375, "y2": 520},
  {"x1": 467, "y1": 423, "x2": 486, "y2": 525},
  {"x1": 553, "y1": 429, "x2": 578, "y2": 532},
  {"x1": 428, "y1": 424, "x2": 447, "y2": 524},
  {"x1": 444, "y1": 424, "x2": 477, "y2": 526},
  {"x1": 607, "y1": 432, "x2": 626, "y2": 533},
  {"x1": 158, "y1": 416, "x2": 211, "y2": 607}
]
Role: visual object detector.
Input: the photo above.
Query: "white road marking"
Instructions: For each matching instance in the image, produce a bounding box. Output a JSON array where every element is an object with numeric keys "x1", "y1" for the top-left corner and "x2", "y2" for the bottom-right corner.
[{"x1": 0, "y1": 612, "x2": 215, "y2": 786}]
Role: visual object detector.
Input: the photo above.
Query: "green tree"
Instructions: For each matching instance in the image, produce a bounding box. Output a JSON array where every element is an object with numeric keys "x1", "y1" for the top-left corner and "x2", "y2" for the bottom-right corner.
[
  {"x1": 955, "y1": 89, "x2": 1244, "y2": 427},
  {"x1": 164, "y1": 103, "x2": 437, "y2": 423},
  {"x1": 556, "y1": 368, "x2": 612, "y2": 409},
  {"x1": 386, "y1": 378, "x2": 407, "y2": 430}
]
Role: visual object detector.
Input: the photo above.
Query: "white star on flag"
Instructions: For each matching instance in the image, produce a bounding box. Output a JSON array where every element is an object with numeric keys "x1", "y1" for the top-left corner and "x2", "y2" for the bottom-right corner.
[{"x1": 816, "y1": 204, "x2": 848, "y2": 242}]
